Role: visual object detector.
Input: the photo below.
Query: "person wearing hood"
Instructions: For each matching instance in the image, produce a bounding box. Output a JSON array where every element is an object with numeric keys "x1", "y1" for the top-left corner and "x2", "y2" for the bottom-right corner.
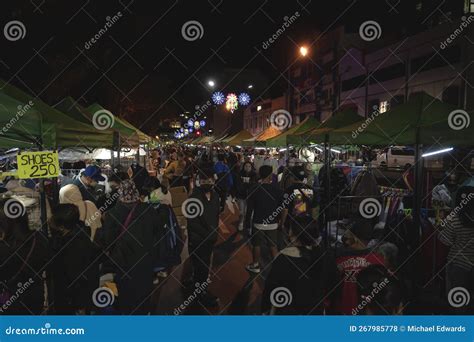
[
  {"x1": 59, "y1": 184, "x2": 102, "y2": 241},
  {"x1": 101, "y1": 179, "x2": 161, "y2": 314},
  {"x1": 186, "y1": 168, "x2": 220, "y2": 307}
]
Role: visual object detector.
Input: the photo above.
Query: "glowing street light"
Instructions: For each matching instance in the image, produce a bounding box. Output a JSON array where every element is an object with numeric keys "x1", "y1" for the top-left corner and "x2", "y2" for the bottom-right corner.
[
  {"x1": 248, "y1": 84, "x2": 253, "y2": 89},
  {"x1": 299, "y1": 46, "x2": 309, "y2": 57},
  {"x1": 208, "y1": 80, "x2": 215, "y2": 87}
]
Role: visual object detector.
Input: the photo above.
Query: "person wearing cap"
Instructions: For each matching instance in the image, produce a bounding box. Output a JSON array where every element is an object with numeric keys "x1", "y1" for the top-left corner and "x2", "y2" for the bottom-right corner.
[
  {"x1": 245, "y1": 165, "x2": 285, "y2": 274},
  {"x1": 71, "y1": 165, "x2": 105, "y2": 205},
  {"x1": 329, "y1": 217, "x2": 385, "y2": 314}
]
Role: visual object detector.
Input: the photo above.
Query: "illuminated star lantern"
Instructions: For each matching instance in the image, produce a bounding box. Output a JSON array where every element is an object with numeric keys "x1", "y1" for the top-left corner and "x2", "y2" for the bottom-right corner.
[
  {"x1": 187, "y1": 119, "x2": 194, "y2": 127},
  {"x1": 226, "y1": 93, "x2": 239, "y2": 113},
  {"x1": 188, "y1": 128, "x2": 193, "y2": 133},
  {"x1": 238, "y1": 92, "x2": 251, "y2": 106},
  {"x1": 199, "y1": 120, "x2": 206, "y2": 127},
  {"x1": 212, "y1": 91, "x2": 225, "y2": 105},
  {"x1": 194, "y1": 121, "x2": 200, "y2": 129}
]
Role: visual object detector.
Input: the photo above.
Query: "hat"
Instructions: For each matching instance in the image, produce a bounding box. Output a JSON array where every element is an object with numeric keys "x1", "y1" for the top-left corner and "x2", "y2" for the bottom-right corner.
[{"x1": 82, "y1": 165, "x2": 105, "y2": 182}]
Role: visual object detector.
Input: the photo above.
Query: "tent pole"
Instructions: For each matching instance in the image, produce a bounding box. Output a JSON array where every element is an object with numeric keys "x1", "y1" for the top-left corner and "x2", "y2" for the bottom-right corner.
[
  {"x1": 36, "y1": 142, "x2": 48, "y2": 235},
  {"x1": 413, "y1": 128, "x2": 423, "y2": 243},
  {"x1": 323, "y1": 134, "x2": 331, "y2": 248}
]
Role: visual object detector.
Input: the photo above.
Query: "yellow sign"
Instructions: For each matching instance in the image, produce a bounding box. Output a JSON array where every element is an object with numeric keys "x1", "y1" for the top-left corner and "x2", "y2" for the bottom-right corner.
[{"x1": 16, "y1": 151, "x2": 60, "y2": 179}]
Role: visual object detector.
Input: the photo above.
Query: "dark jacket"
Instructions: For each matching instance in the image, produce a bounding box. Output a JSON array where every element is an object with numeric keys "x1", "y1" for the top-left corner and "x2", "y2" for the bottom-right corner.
[
  {"x1": 49, "y1": 224, "x2": 102, "y2": 314},
  {"x1": 245, "y1": 183, "x2": 284, "y2": 227},
  {"x1": 186, "y1": 187, "x2": 220, "y2": 243},
  {"x1": 235, "y1": 170, "x2": 257, "y2": 199},
  {"x1": 0, "y1": 232, "x2": 49, "y2": 315},
  {"x1": 262, "y1": 245, "x2": 337, "y2": 314},
  {"x1": 101, "y1": 201, "x2": 162, "y2": 314},
  {"x1": 214, "y1": 161, "x2": 233, "y2": 190}
]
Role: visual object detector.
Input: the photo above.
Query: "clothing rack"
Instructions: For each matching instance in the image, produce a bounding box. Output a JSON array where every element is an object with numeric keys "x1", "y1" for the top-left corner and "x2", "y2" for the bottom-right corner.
[{"x1": 379, "y1": 186, "x2": 412, "y2": 197}]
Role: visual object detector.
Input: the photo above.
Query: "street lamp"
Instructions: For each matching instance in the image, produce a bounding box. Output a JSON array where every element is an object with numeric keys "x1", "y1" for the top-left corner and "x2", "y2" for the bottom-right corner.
[
  {"x1": 248, "y1": 84, "x2": 253, "y2": 89},
  {"x1": 299, "y1": 46, "x2": 309, "y2": 57},
  {"x1": 207, "y1": 80, "x2": 215, "y2": 87}
]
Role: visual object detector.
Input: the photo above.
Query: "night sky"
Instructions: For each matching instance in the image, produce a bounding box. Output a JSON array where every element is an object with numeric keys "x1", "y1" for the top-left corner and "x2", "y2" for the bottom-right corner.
[{"x1": 0, "y1": 0, "x2": 462, "y2": 135}]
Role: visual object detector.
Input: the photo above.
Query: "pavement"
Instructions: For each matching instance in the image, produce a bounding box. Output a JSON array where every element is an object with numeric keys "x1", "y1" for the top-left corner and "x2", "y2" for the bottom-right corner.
[{"x1": 153, "y1": 199, "x2": 268, "y2": 315}]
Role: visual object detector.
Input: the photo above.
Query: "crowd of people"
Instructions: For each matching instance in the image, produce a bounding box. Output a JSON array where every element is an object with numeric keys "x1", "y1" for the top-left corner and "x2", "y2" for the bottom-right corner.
[{"x1": 0, "y1": 145, "x2": 473, "y2": 315}]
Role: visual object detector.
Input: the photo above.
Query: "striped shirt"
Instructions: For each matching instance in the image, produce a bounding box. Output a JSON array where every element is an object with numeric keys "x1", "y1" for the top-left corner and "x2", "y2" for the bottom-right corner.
[{"x1": 439, "y1": 213, "x2": 474, "y2": 270}]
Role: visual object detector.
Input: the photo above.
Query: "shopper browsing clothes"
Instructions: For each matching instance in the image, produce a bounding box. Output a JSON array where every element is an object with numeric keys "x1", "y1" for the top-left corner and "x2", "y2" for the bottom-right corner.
[
  {"x1": 245, "y1": 165, "x2": 285, "y2": 274},
  {"x1": 329, "y1": 218, "x2": 385, "y2": 315},
  {"x1": 71, "y1": 165, "x2": 105, "y2": 205}
]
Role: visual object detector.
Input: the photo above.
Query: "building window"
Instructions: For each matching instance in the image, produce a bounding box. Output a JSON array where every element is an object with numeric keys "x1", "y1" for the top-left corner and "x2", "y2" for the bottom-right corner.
[
  {"x1": 257, "y1": 105, "x2": 262, "y2": 111},
  {"x1": 379, "y1": 101, "x2": 390, "y2": 113},
  {"x1": 465, "y1": 0, "x2": 474, "y2": 13}
]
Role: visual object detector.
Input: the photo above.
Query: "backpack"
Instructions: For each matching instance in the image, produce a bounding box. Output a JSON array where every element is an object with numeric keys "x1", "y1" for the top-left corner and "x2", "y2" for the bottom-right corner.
[{"x1": 152, "y1": 203, "x2": 184, "y2": 271}]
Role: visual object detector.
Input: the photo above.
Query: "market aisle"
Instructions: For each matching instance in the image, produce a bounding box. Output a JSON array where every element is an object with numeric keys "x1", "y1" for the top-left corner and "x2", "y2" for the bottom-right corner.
[{"x1": 154, "y1": 200, "x2": 264, "y2": 315}]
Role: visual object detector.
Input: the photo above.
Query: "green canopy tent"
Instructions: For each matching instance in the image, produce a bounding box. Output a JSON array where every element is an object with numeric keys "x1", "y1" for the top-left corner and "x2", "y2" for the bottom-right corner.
[
  {"x1": 86, "y1": 103, "x2": 140, "y2": 148},
  {"x1": 213, "y1": 133, "x2": 230, "y2": 144},
  {"x1": 288, "y1": 108, "x2": 363, "y2": 145},
  {"x1": 198, "y1": 136, "x2": 216, "y2": 145},
  {"x1": 191, "y1": 136, "x2": 205, "y2": 144},
  {"x1": 329, "y1": 92, "x2": 473, "y2": 146},
  {"x1": 0, "y1": 80, "x2": 112, "y2": 149},
  {"x1": 223, "y1": 130, "x2": 254, "y2": 146},
  {"x1": 265, "y1": 116, "x2": 320, "y2": 147},
  {"x1": 0, "y1": 90, "x2": 54, "y2": 148},
  {"x1": 116, "y1": 116, "x2": 152, "y2": 144},
  {"x1": 54, "y1": 97, "x2": 117, "y2": 149},
  {"x1": 242, "y1": 126, "x2": 282, "y2": 147}
]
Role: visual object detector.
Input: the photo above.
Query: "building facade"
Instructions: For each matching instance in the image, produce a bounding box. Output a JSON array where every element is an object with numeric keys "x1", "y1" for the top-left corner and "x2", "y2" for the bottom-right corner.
[{"x1": 243, "y1": 96, "x2": 285, "y2": 136}]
